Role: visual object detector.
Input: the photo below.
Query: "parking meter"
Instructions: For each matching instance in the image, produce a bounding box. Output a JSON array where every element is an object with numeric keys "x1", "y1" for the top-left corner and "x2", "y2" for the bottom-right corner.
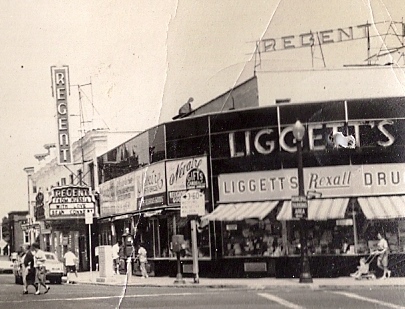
[
  {"x1": 172, "y1": 235, "x2": 186, "y2": 284},
  {"x1": 122, "y1": 229, "x2": 134, "y2": 258},
  {"x1": 172, "y1": 235, "x2": 185, "y2": 253}
]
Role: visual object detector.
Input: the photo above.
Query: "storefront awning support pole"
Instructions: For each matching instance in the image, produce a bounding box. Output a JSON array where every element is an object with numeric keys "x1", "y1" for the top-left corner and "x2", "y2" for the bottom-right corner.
[{"x1": 352, "y1": 199, "x2": 358, "y2": 254}]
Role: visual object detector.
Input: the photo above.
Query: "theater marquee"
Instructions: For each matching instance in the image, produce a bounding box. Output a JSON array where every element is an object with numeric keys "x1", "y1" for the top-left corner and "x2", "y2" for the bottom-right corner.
[{"x1": 48, "y1": 185, "x2": 95, "y2": 219}]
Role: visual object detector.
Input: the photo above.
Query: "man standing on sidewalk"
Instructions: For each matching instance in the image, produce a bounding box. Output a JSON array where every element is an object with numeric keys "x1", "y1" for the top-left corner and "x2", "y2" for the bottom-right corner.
[
  {"x1": 137, "y1": 243, "x2": 148, "y2": 278},
  {"x1": 112, "y1": 240, "x2": 122, "y2": 274},
  {"x1": 64, "y1": 248, "x2": 78, "y2": 284}
]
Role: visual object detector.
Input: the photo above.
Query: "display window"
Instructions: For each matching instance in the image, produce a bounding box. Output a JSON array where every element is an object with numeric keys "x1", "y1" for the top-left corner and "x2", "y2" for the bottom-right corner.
[
  {"x1": 285, "y1": 216, "x2": 405, "y2": 256},
  {"x1": 286, "y1": 220, "x2": 355, "y2": 256},
  {"x1": 222, "y1": 218, "x2": 283, "y2": 257},
  {"x1": 149, "y1": 213, "x2": 211, "y2": 259},
  {"x1": 360, "y1": 219, "x2": 404, "y2": 253}
]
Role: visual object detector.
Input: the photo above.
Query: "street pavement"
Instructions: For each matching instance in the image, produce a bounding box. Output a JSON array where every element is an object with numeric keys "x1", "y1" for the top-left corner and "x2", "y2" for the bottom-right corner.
[{"x1": 69, "y1": 270, "x2": 405, "y2": 290}]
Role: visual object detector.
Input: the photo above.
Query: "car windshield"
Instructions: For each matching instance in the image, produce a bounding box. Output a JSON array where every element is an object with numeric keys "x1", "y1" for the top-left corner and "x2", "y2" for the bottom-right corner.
[{"x1": 45, "y1": 254, "x2": 55, "y2": 260}]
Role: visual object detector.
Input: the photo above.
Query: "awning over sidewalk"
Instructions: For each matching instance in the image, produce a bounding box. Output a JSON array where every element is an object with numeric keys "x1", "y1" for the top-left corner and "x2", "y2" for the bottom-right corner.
[
  {"x1": 357, "y1": 195, "x2": 405, "y2": 219},
  {"x1": 276, "y1": 198, "x2": 350, "y2": 221},
  {"x1": 202, "y1": 201, "x2": 279, "y2": 221}
]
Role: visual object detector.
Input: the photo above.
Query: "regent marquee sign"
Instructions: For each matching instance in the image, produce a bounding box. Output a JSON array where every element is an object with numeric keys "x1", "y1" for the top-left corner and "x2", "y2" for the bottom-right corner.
[
  {"x1": 48, "y1": 186, "x2": 95, "y2": 219},
  {"x1": 219, "y1": 163, "x2": 405, "y2": 202},
  {"x1": 51, "y1": 66, "x2": 72, "y2": 164}
]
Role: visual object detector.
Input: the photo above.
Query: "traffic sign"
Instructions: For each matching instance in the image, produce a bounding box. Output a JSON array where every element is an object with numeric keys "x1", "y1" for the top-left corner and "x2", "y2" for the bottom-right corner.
[
  {"x1": 180, "y1": 190, "x2": 205, "y2": 217},
  {"x1": 291, "y1": 195, "x2": 308, "y2": 219},
  {"x1": 85, "y1": 210, "x2": 93, "y2": 225}
]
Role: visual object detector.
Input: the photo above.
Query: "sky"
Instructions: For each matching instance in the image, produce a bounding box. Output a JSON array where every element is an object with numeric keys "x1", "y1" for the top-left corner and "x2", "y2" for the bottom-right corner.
[{"x1": 0, "y1": 0, "x2": 404, "y2": 219}]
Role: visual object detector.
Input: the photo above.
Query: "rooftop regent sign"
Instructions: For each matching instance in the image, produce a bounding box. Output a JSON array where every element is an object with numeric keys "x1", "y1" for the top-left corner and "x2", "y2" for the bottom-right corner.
[
  {"x1": 258, "y1": 22, "x2": 373, "y2": 53},
  {"x1": 48, "y1": 186, "x2": 95, "y2": 219},
  {"x1": 51, "y1": 66, "x2": 72, "y2": 164}
]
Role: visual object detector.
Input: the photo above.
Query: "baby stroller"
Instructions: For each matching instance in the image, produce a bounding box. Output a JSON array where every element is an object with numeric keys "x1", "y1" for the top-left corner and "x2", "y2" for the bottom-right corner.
[{"x1": 350, "y1": 254, "x2": 377, "y2": 280}]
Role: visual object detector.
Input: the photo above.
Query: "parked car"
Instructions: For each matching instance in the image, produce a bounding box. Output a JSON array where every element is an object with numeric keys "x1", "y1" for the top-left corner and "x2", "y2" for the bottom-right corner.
[
  {"x1": 0, "y1": 255, "x2": 14, "y2": 274},
  {"x1": 14, "y1": 251, "x2": 64, "y2": 284}
]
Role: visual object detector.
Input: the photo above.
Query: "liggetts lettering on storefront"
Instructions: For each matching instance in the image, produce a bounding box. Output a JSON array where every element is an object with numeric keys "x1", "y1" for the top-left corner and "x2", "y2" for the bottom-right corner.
[
  {"x1": 229, "y1": 119, "x2": 395, "y2": 157},
  {"x1": 219, "y1": 163, "x2": 405, "y2": 202}
]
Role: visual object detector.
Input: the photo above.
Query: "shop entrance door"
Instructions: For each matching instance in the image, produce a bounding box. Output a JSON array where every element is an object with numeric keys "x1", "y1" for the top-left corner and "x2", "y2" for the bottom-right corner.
[{"x1": 79, "y1": 235, "x2": 89, "y2": 271}]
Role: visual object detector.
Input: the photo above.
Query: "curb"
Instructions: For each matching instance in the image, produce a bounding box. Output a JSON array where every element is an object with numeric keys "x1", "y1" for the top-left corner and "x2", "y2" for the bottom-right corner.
[{"x1": 71, "y1": 280, "x2": 405, "y2": 290}]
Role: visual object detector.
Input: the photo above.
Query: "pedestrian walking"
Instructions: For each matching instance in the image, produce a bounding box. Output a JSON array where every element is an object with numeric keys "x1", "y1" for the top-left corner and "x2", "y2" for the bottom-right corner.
[
  {"x1": 21, "y1": 245, "x2": 36, "y2": 294},
  {"x1": 112, "y1": 240, "x2": 122, "y2": 274},
  {"x1": 64, "y1": 248, "x2": 78, "y2": 284},
  {"x1": 373, "y1": 232, "x2": 391, "y2": 279},
  {"x1": 137, "y1": 243, "x2": 148, "y2": 278},
  {"x1": 31, "y1": 243, "x2": 50, "y2": 295}
]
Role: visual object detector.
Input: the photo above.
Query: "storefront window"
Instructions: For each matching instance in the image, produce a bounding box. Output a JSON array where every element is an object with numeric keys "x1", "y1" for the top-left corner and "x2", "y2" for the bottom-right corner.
[
  {"x1": 222, "y1": 219, "x2": 282, "y2": 257},
  {"x1": 151, "y1": 214, "x2": 211, "y2": 259},
  {"x1": 284, "y1": 216, "x2": 405, "y2": 256},
  {"x1": 286, "y1": 220, "x2": 355, "y2": 256},
  {"x1": 361, "y1": 220, "x2": 403, "y2": 253}
]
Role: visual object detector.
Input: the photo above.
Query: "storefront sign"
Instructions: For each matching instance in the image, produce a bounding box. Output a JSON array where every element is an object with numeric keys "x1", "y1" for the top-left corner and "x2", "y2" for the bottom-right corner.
[
  {"x1": 135, "y1": 162, "x2": 166, "y2": 210},
  {"x1": 219, "y1": 163, "x2": 405, "y2": 202},
  {"x1": 51, "y1": 66, "x2": 72, "y2": 164},
  {"x1": 166, "y1": 156, "x2": 208, "y2": 205},
  {"x1": 115, "y1": 172, "x2": 137, "y2": 214},
  {"x1": 228, "y1": 119, "x2": 396, "y2": 157},
  {"x1": 209, "y1": 98, "x2": 405, "y2": 161},
  {"x1": 99, "y1": 178, "x2": 116, "y2": 216},
  {"x1": 48, "y1": 186, "x2": 95, "y2": 219},
  {"x1": 99, "y1": 171, "x2": 137, "y2": 217},
  {"x1": 35, "y1": 191, "x2": 45, "y2": 221},
  {"x1": 259, "y1": 22, "x2": 372, "y2": 53}
]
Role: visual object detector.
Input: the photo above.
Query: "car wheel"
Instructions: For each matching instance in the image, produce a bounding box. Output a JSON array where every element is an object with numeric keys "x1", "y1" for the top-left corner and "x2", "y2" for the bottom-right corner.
[{"x1": 55, "y1": 277, "x2": 62, "y2": 284}]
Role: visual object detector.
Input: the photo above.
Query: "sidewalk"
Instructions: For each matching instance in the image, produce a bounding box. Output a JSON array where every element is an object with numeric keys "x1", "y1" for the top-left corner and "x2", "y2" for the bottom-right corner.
[{"x1": 65, "y1": 271, "x2": 405, "y2": 290}]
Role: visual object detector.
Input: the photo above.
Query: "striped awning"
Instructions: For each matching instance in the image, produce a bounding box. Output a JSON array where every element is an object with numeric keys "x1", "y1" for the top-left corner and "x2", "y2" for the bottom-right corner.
[
  {"x1": 276, "y1": 198, "x2": 350, "y2": 221},
  {"x1": 357, "y1": 196, "x2": 405, "y2": 219},
  {"x1": 202, "y1": 201, "x2": 279, "y2": 221}
]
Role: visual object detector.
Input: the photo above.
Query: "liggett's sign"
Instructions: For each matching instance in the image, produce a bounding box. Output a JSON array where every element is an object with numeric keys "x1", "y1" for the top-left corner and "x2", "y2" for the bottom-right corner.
[{"x1": 229, "y1": 119, "x2": 394, "y2": 157}]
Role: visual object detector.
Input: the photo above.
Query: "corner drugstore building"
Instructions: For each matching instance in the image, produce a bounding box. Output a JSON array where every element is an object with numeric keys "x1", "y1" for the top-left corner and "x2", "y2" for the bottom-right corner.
[{"x1": 97, "y1": 97, "x2": 405, "y2": 278}]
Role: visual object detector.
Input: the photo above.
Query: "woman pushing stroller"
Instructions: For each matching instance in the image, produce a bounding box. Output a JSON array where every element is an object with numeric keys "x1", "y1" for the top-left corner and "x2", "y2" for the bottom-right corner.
[{"x1": 372, "y1": 232, "x2": 391, "y2": 279}]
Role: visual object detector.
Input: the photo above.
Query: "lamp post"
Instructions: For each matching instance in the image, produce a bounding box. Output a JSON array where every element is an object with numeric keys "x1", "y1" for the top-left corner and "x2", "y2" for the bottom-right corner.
[{"x1": 292, "y1": 120, "x2": 313, "y2": 283}]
